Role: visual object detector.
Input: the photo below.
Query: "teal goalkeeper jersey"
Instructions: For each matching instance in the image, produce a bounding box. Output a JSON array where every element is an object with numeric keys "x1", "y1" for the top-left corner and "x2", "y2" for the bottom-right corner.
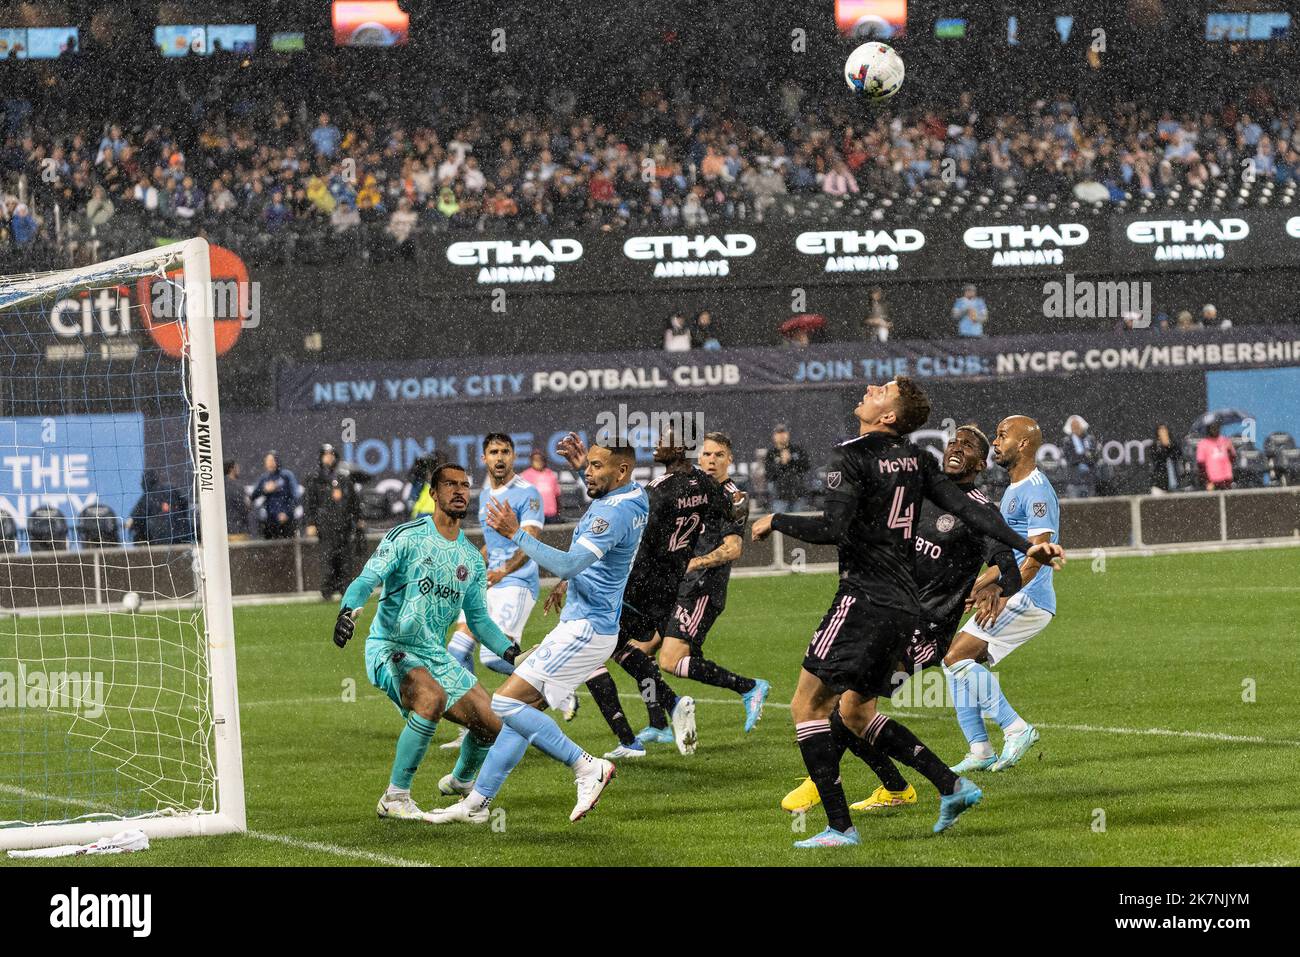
[{"x1": 341, "y1": 516, "x2": 512, "y2": 657}]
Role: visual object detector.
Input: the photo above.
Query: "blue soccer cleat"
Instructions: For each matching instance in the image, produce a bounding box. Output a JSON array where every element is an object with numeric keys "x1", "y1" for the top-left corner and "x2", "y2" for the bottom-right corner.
[
  {"x1": 634, "y1": 725, "x2": 674, "y2": 746},
  {"x1": 990, "y1": 725, "x2": 1040, "y2": 771},
  {"x1": 933, "y1": 777, "x2": 983, "y2": 833},
  {"x1": 949, "y1": 751, "x2": 998, "y2": 774},
  {"x1": 742, "y1": 679, "x2": 770, "y2": 733},
  {"x1": 794, "y1": 826, "x2": 861, "y2": 849}
]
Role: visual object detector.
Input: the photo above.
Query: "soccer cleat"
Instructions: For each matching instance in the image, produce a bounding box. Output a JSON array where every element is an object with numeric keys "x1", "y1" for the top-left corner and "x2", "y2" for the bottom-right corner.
[
  {"x1": 671, "y1": 696, "x2": 698, "y2": 755},
  {"x1": 439, "y1": 727, "x2": 469, "y2": 751},
  {"x1": 850, "y1": 783, "x2": 918, "y2": 812},
  {"x1": 425, "y1": 798, "x2": 490, "y2": 825},
  {"x1": 438, "y1": 773, "x2": 474, "y2": 797},
  {"x1": 562, "y1": 693, "x2": 580, "y2": 722},
  {"x1": 603, "y1": 742, "x2": 647, "y2": 760},
  {"x1": 634, "y1": 725, "x2": 674, "y2": 746},
  {"x1": 793, "y1": 826, "x2": 861, "y2": 849},
  {"x1": 782, "y1": 776, "x2": 822, "y2": 814},
  {"x1": 933, "y1": 777, "x2": 983, "y2": 833},
  {"x1": 949, "y1": 751, "x2": 998, "y2": 774},
  {"x1": 570, "y1": 758, "x2": 616, "y2": 822},
  {"x1": 741, "y1": 679, "x2": 771, "y2": 733},
  {"x1": 376, "y1": 791, "x2": 427, "y2": 821},
  {"x1": 990, "y1": 725, "x2": 1040, "y2": 771}
]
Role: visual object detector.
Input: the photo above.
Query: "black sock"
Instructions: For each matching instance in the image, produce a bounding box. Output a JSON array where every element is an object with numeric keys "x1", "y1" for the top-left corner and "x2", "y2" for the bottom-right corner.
[
  {"x1": 829, "y1": 709, "x2": 909, "y2": 792},
  {"x1": 795, "y1": 719, "x2": 853, "y2": 833},
  {"x1": 684, "y1": 655, "x2": 757, "y2": 695},
  {"x1": 616, "y1": 647, "x2": 676, "y2": 729},
  {"x1": 869, "y1": 714, "x2": 958, "y2": 796},
  {"x1": 585, "y1": 670, "x2": 637, "y2": 747}
]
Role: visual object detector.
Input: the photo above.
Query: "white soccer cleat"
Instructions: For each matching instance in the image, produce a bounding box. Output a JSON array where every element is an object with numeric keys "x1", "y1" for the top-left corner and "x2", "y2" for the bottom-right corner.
[
  {"x1": 425, "y1": 798, "x2": 490, "y2": 825},
  {"x1": 562, "y1": 694, "x2": 580, "y2": 722},
  {"x1": 570, "y1": 758, "x2": 616, "y2": 822},
  {"x1": 671, "y1": 696, "x2": 698, "y2": 755},
  {"x1": 376, "y1": 791, "x2": 427, "y2": 821},
  {"x1": 438, "y1": 773, "x2": 475, "y2": 797},
  {"x1": 603, "y1": 742, "x2": 647, "y2": 760},
  {"x1": 439, "y1": 727, "x2": 469, "y2": 751}
]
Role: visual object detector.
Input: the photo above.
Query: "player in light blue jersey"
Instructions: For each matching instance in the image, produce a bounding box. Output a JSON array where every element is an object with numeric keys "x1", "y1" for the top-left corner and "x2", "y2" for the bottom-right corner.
[
  {"x1": 942, "y1": 415, "x2": 1060, "y2": 773},
  {"x1": 332, "y1": 463, "x2": 523, "y2": 821},
  {"x1": 441, "y1": 435, "x2": 553, "y2": 759},
  {"x1": 427, "y1": 433, "x2": 649, "y2": 825}
]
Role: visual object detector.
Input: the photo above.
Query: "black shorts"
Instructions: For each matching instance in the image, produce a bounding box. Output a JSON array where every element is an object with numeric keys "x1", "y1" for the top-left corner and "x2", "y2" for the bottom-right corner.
[
  {"x1": 802, "y1": 588, "x2": 917, "y2": 698},
  {"x1": 898, "y1": 616, "x2": 961, "y2": 672},
  {"x1": 661, "y1": 592, "x2": 724, "y2": 649},
  {"x1": 615, "y1": 601, "x2": 673, "y2": 651}
]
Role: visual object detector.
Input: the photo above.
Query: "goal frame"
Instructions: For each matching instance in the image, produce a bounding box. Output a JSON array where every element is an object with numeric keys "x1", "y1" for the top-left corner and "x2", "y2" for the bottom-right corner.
[{"x1": 0, "y1": 237, "x2": 246, "y2": 850}]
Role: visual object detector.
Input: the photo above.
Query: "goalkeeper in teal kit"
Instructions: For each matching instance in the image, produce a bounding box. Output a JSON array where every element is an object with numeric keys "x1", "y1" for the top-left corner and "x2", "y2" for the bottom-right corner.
[{"x1": 333, "y1": 463, "x2": 523, "y2": 821}]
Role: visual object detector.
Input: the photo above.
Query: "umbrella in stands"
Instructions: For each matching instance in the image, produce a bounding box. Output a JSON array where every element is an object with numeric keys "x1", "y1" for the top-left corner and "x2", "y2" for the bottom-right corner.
[
  {"x1": 1190, "y1": 409, "x2": 1253, "y2": 435},
  {"x1": 780, "y1": 313, "x2": 826, "y2": 347}
]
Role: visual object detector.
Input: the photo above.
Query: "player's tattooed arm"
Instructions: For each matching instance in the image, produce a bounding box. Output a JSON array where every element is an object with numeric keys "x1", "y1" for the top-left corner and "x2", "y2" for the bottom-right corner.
[{"x1": 688, "y1": 533, "x2": 742, "y2": 573}]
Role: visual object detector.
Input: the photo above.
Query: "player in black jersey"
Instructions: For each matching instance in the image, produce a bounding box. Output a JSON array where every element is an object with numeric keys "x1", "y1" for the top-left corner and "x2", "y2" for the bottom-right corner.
[
  {"x1": 624, "y1": 431, "x2": 771, "y2": 748},
  {"x1": 570, "y1": 429, "x2": 735, "y2": 759},
  {"x1": 751, "y1": 378, "x2": 1064, "y2": 848},
  {"x1": 781, "y1": 423, "x2": 1025, "y2": 816}
]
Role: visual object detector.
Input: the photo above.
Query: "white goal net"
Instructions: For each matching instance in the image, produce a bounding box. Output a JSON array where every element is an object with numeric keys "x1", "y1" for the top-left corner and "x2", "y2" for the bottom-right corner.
[{"x1": 0, "y1": 238, "x2": 244, "y2": 850}]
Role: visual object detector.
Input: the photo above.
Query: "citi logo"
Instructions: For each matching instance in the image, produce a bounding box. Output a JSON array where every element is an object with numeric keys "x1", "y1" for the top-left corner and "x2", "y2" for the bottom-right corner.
[
  {"x1": 50, "y1": 887, "x2": 152, "y2": 937},
  {"x1": 963, "y1": 224, "x2": 1089, "y2": 249},
  {"x1": 1125, "y1": 218, "x2": 1249, "y2": 244}
]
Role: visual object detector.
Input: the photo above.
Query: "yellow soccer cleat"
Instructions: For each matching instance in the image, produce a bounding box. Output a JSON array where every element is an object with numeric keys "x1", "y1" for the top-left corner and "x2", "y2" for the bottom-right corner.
[
  {"x1": 782, "y1": 776, "x2": 822, "y2": 814},
  {"x1": 850, "y1": 784, "x2": 918, "y2": 812}
]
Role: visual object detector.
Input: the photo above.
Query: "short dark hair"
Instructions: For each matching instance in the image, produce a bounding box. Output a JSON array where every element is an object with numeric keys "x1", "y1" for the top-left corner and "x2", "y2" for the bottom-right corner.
[
  {"x1": 593, "y1": 442, "x2": 636, "y2": 464},
  {"x1": 892, "y1": 376, "x2": 932, "y2": 435},
  {"x1": 430, "y1": 462, "x2": 468, "y2": 487},
  {"x1": 482, "y1": 432, "x2": 514, "y2": 453},
  {"x1": 702, "y1": 431, "x2": 733, "y2": 451},
  {"x1": 955, "y1": 424, "x2": 990, "y2": 459},
  {"x1": 224, "y1": 459, "x2": 237, "y2": 475}
]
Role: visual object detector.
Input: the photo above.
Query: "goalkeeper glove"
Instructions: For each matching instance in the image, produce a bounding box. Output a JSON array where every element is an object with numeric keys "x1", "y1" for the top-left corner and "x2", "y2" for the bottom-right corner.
[
  {"x1": 333, "y1": 608, "x2": 358, "y2": 648},
  {"x1": 502, "y1": 643, "x2": 523, "y2": 665}
]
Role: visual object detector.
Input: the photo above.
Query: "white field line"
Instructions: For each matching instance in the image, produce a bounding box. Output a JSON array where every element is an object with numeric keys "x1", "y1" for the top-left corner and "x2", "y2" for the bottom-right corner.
[
  {"x1": 0, "y1": 783, "x2": 429, "y2": 867},
  {"x1": 237, "y1": 692, "x2": 1300, "y2": 749}
]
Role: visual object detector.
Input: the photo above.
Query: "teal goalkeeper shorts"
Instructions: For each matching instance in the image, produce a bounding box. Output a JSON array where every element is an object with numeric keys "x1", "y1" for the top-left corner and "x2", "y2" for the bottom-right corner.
[{"x1": 365, "y1": 639, "x2": 477, "y2": 717}]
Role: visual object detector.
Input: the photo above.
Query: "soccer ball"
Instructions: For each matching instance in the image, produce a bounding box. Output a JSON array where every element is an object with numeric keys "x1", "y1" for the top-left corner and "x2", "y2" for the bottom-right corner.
[
  {"x1": 122, "y1": 591, "x2": 141, "y2": 613},
  {"x1": 844, "y1": 42, "x2": 905, "y2": 102}
]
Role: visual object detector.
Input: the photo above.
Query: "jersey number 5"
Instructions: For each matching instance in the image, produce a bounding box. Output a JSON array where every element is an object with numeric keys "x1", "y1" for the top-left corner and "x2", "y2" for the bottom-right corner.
[{"x1": 887, "y1": 486, "x2": 915, "y2": 540}]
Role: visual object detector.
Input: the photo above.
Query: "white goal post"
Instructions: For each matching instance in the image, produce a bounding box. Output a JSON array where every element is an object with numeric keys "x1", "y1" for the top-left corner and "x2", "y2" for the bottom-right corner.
[{"x1": 0, "y1": 237, "x2": 245, "y2": 850}]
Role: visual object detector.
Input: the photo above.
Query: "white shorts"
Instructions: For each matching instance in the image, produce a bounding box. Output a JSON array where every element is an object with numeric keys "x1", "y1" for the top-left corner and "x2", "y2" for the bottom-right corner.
[
  {"x1": 456, "y1": 584, "x2": 537, "y2": 640},
  {"x1": 958, "y1": 591, "x2": 1053, "y2": 666},
  {"x1": 513, "y1": 618, "x2": 617, "y2": 710}
]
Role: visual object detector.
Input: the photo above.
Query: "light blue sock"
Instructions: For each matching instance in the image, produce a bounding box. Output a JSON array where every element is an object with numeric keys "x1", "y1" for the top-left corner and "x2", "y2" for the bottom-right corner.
[
  {"x1": 447, "y1": 631, "x2": 476, "y2": 676},
  {"x1": 473, "y1": 724, "x2": 529, "y2": 800},
  {"x1": 492, "y1": 694, "x2": 584, "y2": 765},
  {"x1": 479, "y1": 644, "x2": 515, "y2": 676},
  {"x1": 943, "y1": 661, "x2": 989, "y2": 746},
  {"x1": 984, "y1": 676, "x2": 1022, "y2": 730},
  {"x1": 390, "y1": 713, "x2": 438, "y2": 789}
]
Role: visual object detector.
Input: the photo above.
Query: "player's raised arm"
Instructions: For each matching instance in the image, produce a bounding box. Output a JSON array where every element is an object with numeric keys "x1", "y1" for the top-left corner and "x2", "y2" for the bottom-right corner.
[
  {"x1": 485, "y1": 496, "x2": 601, "y2": 579},
  {"x1": 921, "y1": 458, "x2": 1064, "y2": 569},
  {"x1": 757, "y1": 446, "x2": 860, "y2": 545},
  {"x1": 690, "y1": 476, "x2": 745, "y2": 571}
]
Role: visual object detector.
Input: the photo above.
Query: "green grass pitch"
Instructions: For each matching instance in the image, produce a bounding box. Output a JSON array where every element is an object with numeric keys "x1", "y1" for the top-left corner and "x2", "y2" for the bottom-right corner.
[{"x1": 4, "y1": 548, "x2": 1300, "y2": 866}]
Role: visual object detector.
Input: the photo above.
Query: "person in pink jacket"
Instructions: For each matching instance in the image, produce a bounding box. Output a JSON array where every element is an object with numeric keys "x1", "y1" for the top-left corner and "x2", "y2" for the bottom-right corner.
[
  {"x1": 520, "y1": 451, "x2": 561, "y2": 519},
  {"x1": 1196, "y1": 421, "x2": 1237, "y2": 491}
]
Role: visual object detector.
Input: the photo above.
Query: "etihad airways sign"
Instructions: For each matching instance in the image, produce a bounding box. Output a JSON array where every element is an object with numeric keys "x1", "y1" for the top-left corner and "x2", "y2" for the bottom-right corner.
[
  {"x1": 963, "y1": 223, "x2": 1090, "y2": 267},
  {"x1": 622, "y1": 233, "x2": 757, "y2": 278},
  {"x1": 1124, "y1": 218, "x2": 1250, "y2": 261}
]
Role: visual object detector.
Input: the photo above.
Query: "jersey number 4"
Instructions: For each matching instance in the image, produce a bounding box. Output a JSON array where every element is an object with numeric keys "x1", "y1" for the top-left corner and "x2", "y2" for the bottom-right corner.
[
  {"x1": 888, "y1": 487, "x2": 915, "y2": 539},
  {"x1": 667, "y1": 513, "x2": 701, "y2": 552}
]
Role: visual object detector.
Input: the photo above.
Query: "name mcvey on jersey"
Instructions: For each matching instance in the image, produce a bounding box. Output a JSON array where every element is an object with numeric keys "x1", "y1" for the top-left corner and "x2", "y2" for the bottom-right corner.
[
  {"x1": 1125, "y1": 218, "x2": 1249, "y2": 261},
  {"x1": 446, "y1": 239, "x2": 584, "y2": 283},
  {"x1": 623, "y1": 233, "x2": 756, "y2": 278},
  {"x1": 963, "y1": 223, "x2": 1089, "y2": 267},
  {"x1": 795, "y1": 228, "x2": 926, "y2": 273}
]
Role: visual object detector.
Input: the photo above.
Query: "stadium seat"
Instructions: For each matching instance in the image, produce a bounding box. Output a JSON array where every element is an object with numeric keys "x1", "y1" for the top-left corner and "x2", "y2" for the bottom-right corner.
[
  {"x1": 359, "y1": 488, "x2": 407, "y2": 526},
  {"x1": 1235, "y1": 448, "x2": 1271, "y2": 488},
  {"x1": 77, "y1": 504, "x2": 120, "y2": 548},
  {"x1": 1264, "y1": 432, "x2": 1296, "y2": 458},
  {"x1": 1272, "y1": 447, "x2": 1300, "y2": 485},
  {"x1": 27, "y1": 506, "x2": 69, "y2": 552},
  {"x1": 0, "y1": 514, "x2": 16, "y2": 553}
]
